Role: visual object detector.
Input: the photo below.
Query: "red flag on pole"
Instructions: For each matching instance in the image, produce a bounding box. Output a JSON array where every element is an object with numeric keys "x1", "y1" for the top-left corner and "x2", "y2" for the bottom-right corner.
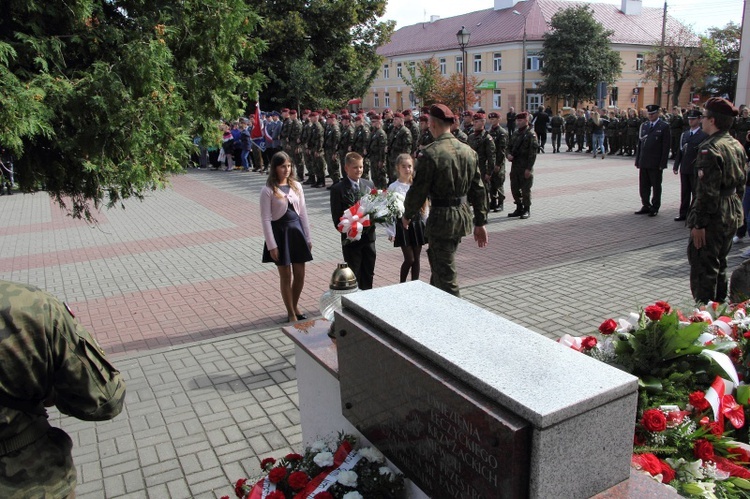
[{"x1": 250, "y1": 102, "x2": 266, "y2": 151}]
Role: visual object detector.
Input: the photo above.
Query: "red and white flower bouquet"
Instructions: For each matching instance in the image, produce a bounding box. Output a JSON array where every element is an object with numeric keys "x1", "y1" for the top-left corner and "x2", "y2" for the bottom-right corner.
[{"x1": 337, "y1": 189, "x2": 404, "y2": 243}]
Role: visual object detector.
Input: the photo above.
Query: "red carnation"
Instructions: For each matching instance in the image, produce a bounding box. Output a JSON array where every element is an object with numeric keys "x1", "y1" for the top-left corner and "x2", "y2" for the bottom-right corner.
[
  {"x1": 581, "y1": 336, "x2": 597, "y2": 350},
  {"x1": 267, "y1": 492, "x2": 286, "y2": 499},
  {"x1": 288, "y1": 471, "x2": 310, "y2": 490},
  {"x1": 694, "y1": 439, "x2": 716, "y2": 461},
  {"x1": 640, "y1": 409, "x2": 667, "y2": 432},
  {"x1": 660, "y1": 460, "x2": 676, "y2": 484},
  {"x1": 598, "y1": 318, "x2": 617, "y2": 335},
  {"x1": 260, "y1": 457, "x2": 276, "y2": 470},
  {"x1": 370, "y1": 189, "x2": 378, "y2": 195},
  {"x1": 235, "y1": 478, "x2": 248, "y2": 498},
  {"x1": 655, "y1": 301, "x2": 671, "y2": 314},
  {"x1": 632, "y1": 453, "x2": 662, "y2": 476},
  {"x1": 285, "y1": 453, "x2": 303, "y2": 461},
  {"x1": 268, "y1": 467, "x2": 287, "y2": 484},
  {"x1": 730, "y1": 347, "x2": 743, "y2": 363},
  {"x1": 644, "y1": 305, "x2": 665, "y2": 321},
  {"x1": 689, "y1": 391, "x2": 711, "y2": 412}
]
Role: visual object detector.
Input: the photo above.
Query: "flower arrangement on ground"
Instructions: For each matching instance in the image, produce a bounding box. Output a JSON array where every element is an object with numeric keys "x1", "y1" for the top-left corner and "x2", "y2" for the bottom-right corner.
[
  {"x1": 225, "y1": 433, "x2": 404, "y2": 499},
  {"x1": 337, "y1": 189, "x2": 404, "y2": 242},
  {"x1": 560, "y1": 300, "x2": 750, "y2": 497}
]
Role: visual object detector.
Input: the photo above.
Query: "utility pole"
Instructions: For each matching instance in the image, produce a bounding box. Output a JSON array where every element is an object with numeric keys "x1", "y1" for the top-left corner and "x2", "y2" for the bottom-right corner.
[{"x1": 656, "y1": 1, "x2": 667, "y2": 107}]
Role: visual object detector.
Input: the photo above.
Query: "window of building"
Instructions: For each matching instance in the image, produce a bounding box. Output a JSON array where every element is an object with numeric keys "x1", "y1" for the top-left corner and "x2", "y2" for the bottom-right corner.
[
  {"x1": 384, "y1": 92, "x2": 390, "y2": 107},
  {"x1": 473, "y1": 54, "x2": 482, "y2": 73},
  {"x1": 526, "y1": 52, "x2": 543, "y2": 71},
  {"x1": 493, "y1": 89, "x2": 502, "y2": 109},
  {"x1": 397, "y1": 62, "x2": 402, "y2": 78},
  {"x1": 383, "y1": 64, "x2": 389, "y2": 79},
  {"x1": 493, "y1": 53, "x2": 502, "y2": 72},
  {"x1": 374, "y1": 93, "x2": 380, "y2": 108},
  {"x1": 456, "y1": 55, "x2": 463, "y2": 74},
  {"x1": 636, "y1": 54, "x2": 644, "y2": 71},
  {"x1": 439, "y1": 58, "x2": 446, "y2": 75},
  {"x1": 526, "y1": 93, "x2": 543, "y2": 112}
]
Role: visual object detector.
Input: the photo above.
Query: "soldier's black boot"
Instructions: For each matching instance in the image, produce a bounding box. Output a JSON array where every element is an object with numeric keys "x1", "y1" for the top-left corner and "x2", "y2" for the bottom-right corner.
[
  {"x1": 507, "y1": 204, "x2": 523, "y2": 218},
  {"x1": 520, "y1": 207, "x2": 530, "y2": 219},
  {"x1": 303, "y1": 175, "x2": 316, "y2": 185}
]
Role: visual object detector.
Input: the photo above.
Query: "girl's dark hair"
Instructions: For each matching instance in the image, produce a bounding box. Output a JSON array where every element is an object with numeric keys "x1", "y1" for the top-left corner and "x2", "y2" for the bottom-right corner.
[{"x1": 265, "y1": 151, "x2": 300, "y2": 197}]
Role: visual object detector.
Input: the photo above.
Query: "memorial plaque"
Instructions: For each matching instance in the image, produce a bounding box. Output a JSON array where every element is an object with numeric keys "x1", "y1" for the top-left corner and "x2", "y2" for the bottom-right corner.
[{"x1": 337, "y1": 315, "x2": 531, "y2": 498}]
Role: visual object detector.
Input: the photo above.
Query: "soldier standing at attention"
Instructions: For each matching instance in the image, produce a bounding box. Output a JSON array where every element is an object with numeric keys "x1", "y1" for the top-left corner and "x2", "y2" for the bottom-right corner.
[
  {"x1": 323, "y1": 113, "x2": 341, "y2": 189},
  {"x1": 288, "y1": 110, "x2": 304, "y2": 180},
  {"x1": 300, "y1": 110, "x2": 314, "y2": 184},
  {"x1": 386, "y1": 113, "x2": 412, "y2": 184},
  {"x1": 669, "y1": 106, "x2": 684, "y2": 160},
  {"x1": 487, "y1": 112, "x2": 508, "y2": 212},
  {"x1": 415, "y1": 114, "x2": 434, "y2": 157},
  {"x1": 506, "y1": 107, "x2": 517, "y2": 137},
  {"x1": 634, "y1": 104, "x2": 671, "y2": 216},
  {"x1": 365, "y1": 114, "x2": 388, "y2": 188},
  {"x1": 673, "y1": 109, "x2": 708, "y2": 222},
  {"x1": 468, "y1": 113, "x2": 496, "y2": 213},
  {"x1": 338, "y1": 114, "x2": 354, "y2": 177},
  {"x1": 550, "y1": 110, "x2": 564, "y2": 153},
  {"x1": 507, "y1": 112, "x2": 538, "y2": 220},
  {"x1": 461, "y1": 111, "x2": 474, "y2": 136},
  {"x1": 403, "y1": 109, "x2": 420, "y2": 157},
  {"x1": 687, "y1": 98, "x2": 746, "y2": 303},
  {"x1": 563, "y1": 108, "x2": 576, "y2": 152},
  {"x1": 0, "y1": 280, "x2": 126, "y2": 498},
  {"x1": 350, "y1": 114, "x2": 370, "y2": 179},
  {"x1": 279, "y1": 108, "x2": 293, "y2": 158},
  {"x1": 402, "y1": 104, "x2": 488, "y2": 297},
  {"x1": 309, "y1": 112, "x2": 327, "y2": 188},
  {"x1": 451, "y1": 117, "x2": 469, "y2": 144}
]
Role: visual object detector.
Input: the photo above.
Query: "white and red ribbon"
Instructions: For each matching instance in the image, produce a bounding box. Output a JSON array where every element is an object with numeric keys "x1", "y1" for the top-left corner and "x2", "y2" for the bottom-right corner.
[
  {"x1": 302, "y1": 450, "x2": 363, "y2": 497},
  {"x1": 337, "y1": 203, "x2": 371, "y2": 242}
]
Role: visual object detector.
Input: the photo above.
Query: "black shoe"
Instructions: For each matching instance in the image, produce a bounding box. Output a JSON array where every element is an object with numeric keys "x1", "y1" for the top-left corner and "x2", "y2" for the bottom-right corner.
[
  {"x1": 313, "y1": 181, "x2": 325, "y2": 188},
  {"x1": 303, "y1": 177, "x2": 315, "y2": 185},
  {"x1": 674, "y1": 216, "x2": 686, "y2": 221},
  {"x1": 520, "y1": 209, "x2": 530, "y2": 219},
  {"x1": 634, "y1": 207, "x2": 651, "y2": 215},
  {"x1": 296, "y1": 313, "x2": 308, "y2": 320},
  {"x1": 507, "y1": 206, "x2": 523, "y2": 218},
  {"x1": 617, "y1": 152, "x2": 624, "y2": 156},
  {"x1": 648, "y1": 210, "x2": 658, "y2": 217}
]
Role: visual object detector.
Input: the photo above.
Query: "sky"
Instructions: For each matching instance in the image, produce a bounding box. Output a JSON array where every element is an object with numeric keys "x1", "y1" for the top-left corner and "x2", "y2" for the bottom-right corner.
[{"x1": 381, "y1": 0, "x2": 744, "y2": 35}]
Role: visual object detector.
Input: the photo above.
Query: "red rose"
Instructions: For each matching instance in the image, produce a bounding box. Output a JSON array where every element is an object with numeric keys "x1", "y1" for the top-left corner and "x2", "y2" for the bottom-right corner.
[
  {"x1": 660, "y1": 460, "x2": 676, "y2": 484},
  {"x1": 655, "y1": 301, "x2": 671, "y2": 314},
  {"x1": 288, "y1": 471, "x2": 310, "y2": 490},
  {"x1": 632, "y1": 453, "x2": 662, "y2": 476},
  {"x1": 640, "y1": 409, "x2": 667, "y2": 432},
  {"x1": 644, "y1": 305, "x2": 664, "y2": 321},
  {"x1": 268, "y1": 467, "x2": 287, "y2": 484},
  {"x1": 370, "y1": 188, "x2": 378, "y2": 195},
  {"x1": 267, "y1": 492, "x2": 285, "y2": 499},
  {"x1": 694, "y1": 439, "x2": 716, "y2": 461},
  {"x1": 260, "y1": 457, "x2": 276, "y2": 470},
  {"x1": 598, "y1": 318, "x2": 617, "y2": 335},
  {"x1": 235, "y1": 478, "x2": 248, "y2": 498},
  {"x1": 581, "y1": 336, "x2": 597, "y2": 350},
  {"x1": 285, "y1": 453, "x2": 303, "y2": 461},
  {"x1": 743, "y1": 331, "x2": 750, "y2": 339},
  {"x1": 689, "y1": 391, "x2": 711, "y2": 412}
]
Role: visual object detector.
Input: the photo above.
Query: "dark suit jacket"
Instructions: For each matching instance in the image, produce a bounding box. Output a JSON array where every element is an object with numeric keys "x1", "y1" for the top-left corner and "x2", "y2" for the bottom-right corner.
[
  {"x1": 330, "y1": 178, "x2": 376, "y2": 243},
  {"x1": 674, "y1": 128, "x2": 708, "y2": 175},
  {"x1": 635, "y1": 119, "x2": 671, "y2": 170}
]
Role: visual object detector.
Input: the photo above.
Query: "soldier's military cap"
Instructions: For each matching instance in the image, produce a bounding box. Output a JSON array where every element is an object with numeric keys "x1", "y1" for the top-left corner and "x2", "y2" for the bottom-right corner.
[
  {"x1": 487, "y1": 112, "x2": 499, "y2": 119},
  {"x1": 393, "y1": 112, "x2": 404, "y2": 118},
  {"x1": 646, "y1": 104, "x2": 660, "y2": 114},
  {"x1": 341, "y1": 114, "x2": 350, "y2": 120},
  {"x1": 463, "y1": 111, "x2": 474, "y2": 117},
  {"x1": 516, "y1": 112, "x2": 529, "y2": 120},
  {"x1": 685, "y1": 109, "x2": 702, "y2": 119},
  {"x1": 370, "y1": 114, "x2": 381, "y2": 121},
  {"x1": 310, "y1": 112, "x2": 319, "y2": 117},
  {"x1": 290, "y1": 109, "x2": 297, "y2": 115},
  {"x1": 429, "y1": 104, "x2": 454, "y2": 123},
  {"x1": 402, "y1": 109, "x2": 412, "y2": 116},
  {"x1": 473, "y1": 112, "x2": 486, "y2": 121},
  {"x1": 384, "y1": 108, "x2": 392, "y2": 113},
  {"x1": 418, "y1": 115, "x2": 428, "y2": 122},
  {"x1": 303, "y1": 109, "x2": 311, "y2": 115},
  {"x1": 281, "y1": 108, "x2": 290, "y2": 113},
  {"x1": 704, "y1": 97, "x2": 739, "y2": 117},
  {"x1": 354, "y1": 114, "x2": 363, "y2": 121}
]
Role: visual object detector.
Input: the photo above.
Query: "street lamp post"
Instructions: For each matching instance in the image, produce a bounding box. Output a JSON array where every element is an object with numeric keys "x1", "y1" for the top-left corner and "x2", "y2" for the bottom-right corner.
[
  {"x1": 513, "y1": 10, "x2": 527, "y2": 112},
  {"x1": 456, "y1": 26, "x2": 471, "y2": 112}
]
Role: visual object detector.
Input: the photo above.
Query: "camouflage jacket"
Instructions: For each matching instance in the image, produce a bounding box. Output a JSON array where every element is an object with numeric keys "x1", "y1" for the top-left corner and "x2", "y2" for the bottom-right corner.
[
  {"x1": 488, "y1": 124, "x2": 508, "y2": 167},
  {"x1": 550, "y1": 115, "x2": 564, "y2": 132},
  {"x1": 300, "y1": 120, "x2": 312, "y2": 147},
  {"x1": 564, "y1": 114, "x2": 577, "y2": 133},
  {"x1": 467, "y1": 128, "x2": 496, "y2": 176},
  {"x1": 687, "y1": 130, "x2": 746, "y2": 231},
  {"x1": 417, "y1": 129, "x2": 434, "y2": 151},
  {"x1": 309, "y1": 122, "x2": 324, "y2": 152},
  {"x1": 289, "y1": 118, "x2": 303, "y2": 146},
  {"x1": 280, "y1": 118, "x2": 293, "y2": 147},
  {"x1": 508, "y1": 126, "x2": 538, "y2": 171},
  {"x1": 323, "y1": 123, "x2": 340, "y2": 152},
  {"x1": 351, "y1": 125, "x2": 369, "y2": 154},
  {"x1": 366, "y1": 128, "x2": 387, "y2": 163},
  {"x1": 404, "y1": 132, "x2": 488, "y2": 239},
  {"x1": 339, "y1": 124, "x2": 354, "y2": 153},
  {"x1": 452, "y1": 129, "x2": 469, "y2": 144},
  {"x1": 388, "y1": 126, "x2": 412, "y2": 161},
  {"x1": 405, "y1": 120, "x2": 420, "y2": 154}
]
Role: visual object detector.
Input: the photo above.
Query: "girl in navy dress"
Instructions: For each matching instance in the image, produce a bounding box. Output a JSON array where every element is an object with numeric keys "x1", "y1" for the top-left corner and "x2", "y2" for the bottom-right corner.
[{"x1": 387, "y1": 153, "x2": 427, "y2": 282}]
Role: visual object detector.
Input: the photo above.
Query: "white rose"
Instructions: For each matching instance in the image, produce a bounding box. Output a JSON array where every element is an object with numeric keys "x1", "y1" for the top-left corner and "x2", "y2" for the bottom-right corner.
[
  {"x1": 310, "y1": 440, "x2": 327, "y2": 452},
  {"x1": 337, "y1": 470, "x2": 358, "y2": 488},
  {"x1": 358, "y1": 447, "x2": 385, "y2": 463},
  {"x1": 378, "y1": 466, "x2": 395, "y2": 480},
  {"x1": 342, "y1": 492, "x2": 363, "y2": 499},
  {"x1": 313, "y1": 451, "x2": 334, "y2": 467}
]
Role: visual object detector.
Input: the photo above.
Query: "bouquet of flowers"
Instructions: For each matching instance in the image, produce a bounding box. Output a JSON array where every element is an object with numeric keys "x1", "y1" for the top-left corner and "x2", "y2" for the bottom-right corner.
[
  {"x1": 560, "y1": 300, "x2": 750, "y2": 497},
  {"x1": 225, "y1": 433, "x2": 404, "y2": 499},
  {"x1": 337, "y1": 189, "x2": 405, "y2": 242}
]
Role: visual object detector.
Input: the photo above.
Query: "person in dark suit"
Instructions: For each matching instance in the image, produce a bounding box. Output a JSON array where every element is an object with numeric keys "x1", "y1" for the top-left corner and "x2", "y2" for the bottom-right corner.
[
  {"x1": 330, "y1": 152, "x2": 376, "y2": 289},
  {"x1": 672, "y1": 109, "x2": 707, "y2": 222},
  {"x1": 634, "y1": 104, "x2": 671, "y2": 216}
]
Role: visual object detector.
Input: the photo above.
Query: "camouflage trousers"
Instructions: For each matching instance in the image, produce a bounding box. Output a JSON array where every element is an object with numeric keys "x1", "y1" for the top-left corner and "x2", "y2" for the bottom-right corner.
[
  {"x1": 0, "y1": 426, "x2": 76, "y2": 499},
  {"x1": 370, "y1": 159, "x2": 388, "y2": 189},
  {"x1": 312, "y1": 152, "x2": 327, "y2": 180},
  {"x1": 509, "y1": 166, "x2": 533, "y2": 208},
  {"x1": 293, "y1": 145, "x2": 306, "y2": 180},
  {"x1": 687, "y1": 223, "x2": 734, "y2": 304},
  {"x1": 486, "y1": 165, "x2": 506, "y2": 210},
  {"x1": 304, "y1": 149, "x2": 314, "y2": 178},
  {"x1": 427, "y1": 236, "x2": 462, "y2": 297},
  {"x1": 324, "y1": 150, "x2": 340, "y2": 182}
]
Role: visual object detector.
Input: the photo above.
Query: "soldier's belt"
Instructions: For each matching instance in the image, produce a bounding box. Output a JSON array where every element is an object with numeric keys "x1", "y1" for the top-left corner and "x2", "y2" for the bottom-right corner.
[
  {"x1": 431, "y1": 196, "x2": 467, "y2": 207},
  {"x1": 0, "y1": 417, "x2": 50, "y2": 456}
]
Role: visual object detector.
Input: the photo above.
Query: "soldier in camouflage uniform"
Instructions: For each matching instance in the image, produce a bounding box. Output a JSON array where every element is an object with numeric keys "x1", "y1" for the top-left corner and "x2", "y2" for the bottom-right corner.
[
  {"x1": 323, "y1": 113, "x2": 341, "y2": 187},
  {"x1": 451, "y1": 117, "x2": 469, "y2": 144},
  {"x1": 564, "y1": 108, "x2": 576, "y2": 152},
  {"x1": 468, "y1": 112, "x2": 497, "y2": 214},
  {"x1": 402, "y1": 103, "x2": 488, "y2": 297},
  {"x1": 279, "y1": 108, "x2": 293, "y2": 157},
  {"x1": 669, "y1": 106, "x2": 684, "y2": 159},
  {"x1": 0, "y1": 281, "x2": 125, "y2": 498},
  {"x1": 386, "y1": 113, "x2": 412, "y2": 184},
  {"x1": 415, "y1": 115, "x2": 434, "y2": 157},
  {"x1": 289, "y1": 110, "x2": 305, "y2": 180},
  {"x1": 550, "y1": 110, "x2": 564, "y2": 153},
  {"x1": 382, "y1": 109, "x2": 394, "y2": 137},
  {"x1": 506, "y1": 112, "x2": 538, "y2": 220},
  {"x1": 687, "y1": 98, "x2": 746, "y2": 304},
  {"x1": 488, "y1": 112, "x2": 508, "y2": 212},
  {"x1": 308, "y1": 112, "x2": 327, "y2": 188},
  {"x1": 365, "y1": 114, "x2": 388, "y2": 189},
  {"x1": 461, "y1": 111, "x2": 474, "y2": 136},
  {"x1": 575, "y1": 109, "x2": 586, "y2": 152},
  {"x1": 300, "y1": 110, "x2": 314, "y2": 184},
  {"x1": 403, "y1": 110, "x2": 420, "y2": 157},
  {"x1": 338, "y1": 114, "x2": 354, "y2": 174},
  {"x1": 350, "y1": 114, "x2": 370, "y2": 179}
]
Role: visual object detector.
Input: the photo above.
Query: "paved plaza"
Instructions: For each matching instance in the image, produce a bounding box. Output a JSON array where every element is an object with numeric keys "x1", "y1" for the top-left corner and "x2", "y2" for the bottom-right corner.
[{"x1": 3, "y1": 148, "x2": 744, "y2": 497}]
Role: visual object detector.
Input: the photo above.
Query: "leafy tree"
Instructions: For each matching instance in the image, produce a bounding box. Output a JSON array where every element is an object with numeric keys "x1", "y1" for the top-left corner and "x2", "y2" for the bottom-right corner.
[
  {"x1": 1, "y1": 0, "x2": 264, "y2": 219},
  {"x1": 643, "y1": 24, "x2": 710, "y2": 107},
  {"x1": 537, "y1": 6, "x2": 622, "y2": 107},
  {"x1": 248, "y1": 0, "x2": 394, "y2": 110},
  {"x1": 432, "y1": 73, "x2": 482, "y2": 113},
  {"x1": 699, "y1": 22, "x2": 741, "y2": 100},
  {"x1": 401, "y1": 57, "x2": 441, "y2": 108}
]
